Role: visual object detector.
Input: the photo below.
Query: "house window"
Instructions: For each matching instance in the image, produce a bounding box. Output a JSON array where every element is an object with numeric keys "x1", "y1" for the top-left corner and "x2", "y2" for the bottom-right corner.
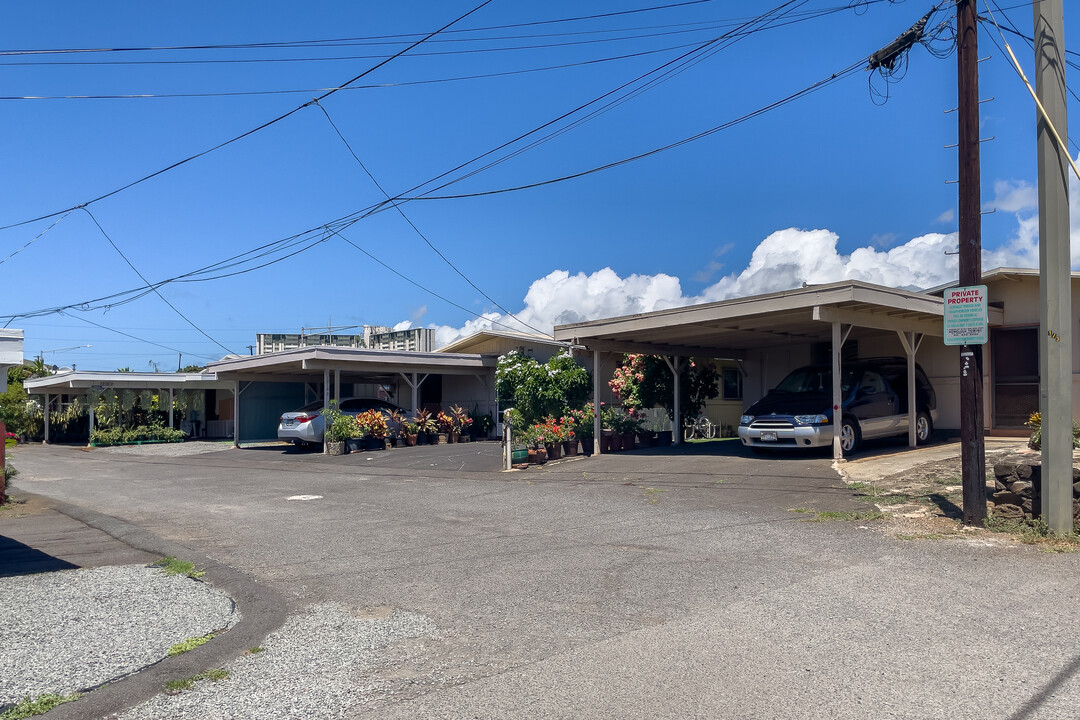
[{"x1": 722, "y1": 367, "x2": 742, "y2": 400}]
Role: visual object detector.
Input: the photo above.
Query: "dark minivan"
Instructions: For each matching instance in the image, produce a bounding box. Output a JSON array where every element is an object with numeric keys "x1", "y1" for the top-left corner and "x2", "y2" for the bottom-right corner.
[{"x1": 737, "y1": 357, "x2": 937, "y2": 454}]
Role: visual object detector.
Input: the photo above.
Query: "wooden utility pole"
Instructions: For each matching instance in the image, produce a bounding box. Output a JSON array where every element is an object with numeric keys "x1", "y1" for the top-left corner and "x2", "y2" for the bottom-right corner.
[
  {"x1": 957, "y1": 0, "x2": 986, "y2": 525},
  {"x1": 1033, "y1": 0, "x2": 1073, "y2": 534}
]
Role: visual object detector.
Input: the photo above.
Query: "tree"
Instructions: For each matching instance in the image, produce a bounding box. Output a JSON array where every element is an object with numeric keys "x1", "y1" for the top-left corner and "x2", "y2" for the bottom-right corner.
[
  {"x1": 496, "y1": 350, "x2": 591, "y2": 426},
  {"x1": 179, "y1": 365, "x2": 206, "y2": 373},
  {"x1": 609, "y1": 354, "x2": 720, "y2": 423},
  {"x1": 116, "y1": 367, "x2": 133, "y2": 373}
]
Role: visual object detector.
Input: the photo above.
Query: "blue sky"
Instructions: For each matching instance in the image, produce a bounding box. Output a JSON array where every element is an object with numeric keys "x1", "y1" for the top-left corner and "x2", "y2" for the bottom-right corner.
[{"x1": 1, "y1": 1, "x2": 1073, "y2": 370}]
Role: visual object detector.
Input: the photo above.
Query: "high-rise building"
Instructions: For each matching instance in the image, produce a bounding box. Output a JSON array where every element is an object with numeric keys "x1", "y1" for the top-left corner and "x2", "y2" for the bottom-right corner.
[{"x1": 255, "y1": 326, "x2": 434, "y2": 354}]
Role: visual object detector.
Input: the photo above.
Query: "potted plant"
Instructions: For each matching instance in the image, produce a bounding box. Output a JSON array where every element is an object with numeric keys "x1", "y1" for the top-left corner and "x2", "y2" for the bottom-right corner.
[
  {"x1": 323, "y1": 402, "x2": 351, "y2": 456},
  {"x1": 359, "y1": 409, "x2": 388, "y2": 450},
  {"x1": 412, "y1": 409, "x2": 437, "y2": 444},
  {"x1": 469, "y1": 407, "x2": 494, "y2": 440},
  {"x1": 347, "y1": 413, "x2": 369, "y2": 453},
  {"x1": 567, "y1": 403, "x2": 595, "y2": 454},
  {"x1": 403, "y1": 421, "x2": 419, "y2": 447},
  {"x1": 449, "y1": 405, "x2": 470, "y2": 443},
  {"x1": 436, "y1": 411, "x2": 453, "y2": 444},
  {"x1": 386, "y1": 408, "x2": 407, "y2": 447}
]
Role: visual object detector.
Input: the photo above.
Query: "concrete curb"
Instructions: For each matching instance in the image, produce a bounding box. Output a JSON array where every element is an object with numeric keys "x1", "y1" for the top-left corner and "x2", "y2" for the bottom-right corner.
[{"x1": 19, "y1": 493, "x2": 289, "y2": 720}]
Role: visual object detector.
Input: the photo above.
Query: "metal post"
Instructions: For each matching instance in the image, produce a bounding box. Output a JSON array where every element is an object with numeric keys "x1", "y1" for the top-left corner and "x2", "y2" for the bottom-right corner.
[
  {"x1": 43, "y1": 393, "x2": 50, "y2": 445},
  {"x1": 831, "y1": 323, "x2": 843, "y2": 461},
  {"x1": 411, "y1": 372, "x2": 418, "y2": 412},
  {"x1": 323, "y1": 369, "x2": 330, "y2": 455},
  {"x1": 334, "y1": 369, "x2": 341, "y2": 404},
  {"x1": 958, "y1": 0, "x2": 987, "y2": 525},
  {"x1": 504, "y1": 409, "x2": 512, "y2": 470},
  {"x1": 233, "y1": 381, "x2": 240, "y2": 448},
  {"x1": 898, "y1": 331, "x2": 918, "y2": 448},
  {"x1": 593, "y1": 350, "x2": 602, "y2": 456},
  {"x1": 1034, "y1": 0, "x2": 1072, "y2": 533},
  {"x1": 88, "y1": 402, "x2": 95, "y2": 447},
  {"x1": 168, "y1": 388, "x2": 174, "y2": 429},
  {"x1": 672, "y1": 356, "x2": 682, "y2": 446}
]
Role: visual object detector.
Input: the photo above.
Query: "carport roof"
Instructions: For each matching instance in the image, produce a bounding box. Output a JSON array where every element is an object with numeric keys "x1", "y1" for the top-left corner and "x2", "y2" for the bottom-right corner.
[
  {"x1": 24, "y1": 370, "x2": 231, "y2": 394},
  {"x1": 553, "y1": 279, "x2": 1004, "y2": 358},
  {"x1": 206, "y1": 345, "x2": 495, "y2": 381}
]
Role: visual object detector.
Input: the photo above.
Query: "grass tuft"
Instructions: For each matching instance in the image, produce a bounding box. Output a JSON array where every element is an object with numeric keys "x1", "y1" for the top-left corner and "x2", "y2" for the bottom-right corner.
[
  {"x1": 984, "y1": 515, "x2": 1080, "y2": 553},
  {"x1": 164, "y1": 668, "x2": 229, "y2": 694},
  {"x1": 0, "y1": 692, "x2": 81, "y2": 719},
  {"x1": 791, "y1": 508, "x2": 885, "y2": 523},
  {"x1": 167, "y1": 633, "x2": 215, "y2": 657},
  {"x1": 153, "y1": 556, "x2": 205, "y2": 579}
]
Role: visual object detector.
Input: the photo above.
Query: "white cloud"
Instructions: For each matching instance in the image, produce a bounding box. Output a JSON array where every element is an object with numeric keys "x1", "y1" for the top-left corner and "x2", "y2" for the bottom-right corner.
[
  {"x1": 392, "y1": 320, "x2": 412, "y2": 331},
  {"x1": 936, "y1": 209, "x2": 955, "y2": 224},
  {"x1": 422, "y1": 167, "x2": 1080, "y2": 346},
  {"x1": 989, "y1": 180, "x2": 1037, "y2": 212}
]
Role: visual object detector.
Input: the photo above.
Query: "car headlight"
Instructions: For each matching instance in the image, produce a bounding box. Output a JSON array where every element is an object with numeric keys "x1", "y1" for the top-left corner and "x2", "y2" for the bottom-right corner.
[
  {"x1": 794, "y1": 414, "x2": 829, "y2": 425},
  {"x1": 739, "y1": 415, "x2": 754, "y2": 426}
]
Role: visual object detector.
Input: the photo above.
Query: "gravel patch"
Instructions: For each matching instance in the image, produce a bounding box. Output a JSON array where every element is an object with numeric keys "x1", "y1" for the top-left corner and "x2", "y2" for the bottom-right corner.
[
  {"x1": 0, "y1": 564, "x2": 238, "y2": 706},
  {"x1": 118, "y1": 604, "x2": 438, "y2": 720},
  {"x1": 93, "y1": 441, "x2": 236, "y2": 458}
]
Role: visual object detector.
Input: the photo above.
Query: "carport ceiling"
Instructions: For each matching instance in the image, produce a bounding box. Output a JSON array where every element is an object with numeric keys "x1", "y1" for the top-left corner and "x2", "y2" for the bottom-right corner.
[
  {"x1": 206, "y1": 346, "x2": 496, "y2": 383},
  {"x1": 553, "y1": 280, "x2": 1004, "y2": 357}
]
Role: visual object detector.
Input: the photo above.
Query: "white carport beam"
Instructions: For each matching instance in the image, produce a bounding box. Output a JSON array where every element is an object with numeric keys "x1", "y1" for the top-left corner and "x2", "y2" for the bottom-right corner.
[
  {"x1": 897, "y1": 331, "x2": 924, "y2": 448},
  {"x1": 399, "y1": 372, "x2": 429, "y2": 412},
  {"x1": 323, "y1": 369, "x2": 331, "y2": 455},
  {"x1": 233, "y1": 381, "x2": 241, "y2": 448},
  {"x1": 662, "y1": 355, "x2": 683, "y2": 446},
  {"x1": 831, "y1": 323, "x2": 848, "y2": 461},
  {"x1": 813, "y1": 305, "x2": 942, "y2": 337},
  {"x1": 593, "y1": 351, "x2": 602, "y2": 456}
]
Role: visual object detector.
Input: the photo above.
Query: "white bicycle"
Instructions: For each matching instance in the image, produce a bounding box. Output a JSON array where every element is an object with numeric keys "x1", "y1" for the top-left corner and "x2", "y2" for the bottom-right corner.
[{"x1": 683, "y1": 414, "x2": 717, "y2": 441}]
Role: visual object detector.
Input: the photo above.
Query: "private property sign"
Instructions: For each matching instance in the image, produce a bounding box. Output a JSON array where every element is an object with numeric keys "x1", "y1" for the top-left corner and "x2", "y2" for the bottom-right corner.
[{"x1": 943, "y1": 285, "x2": 988, "y2": 345}]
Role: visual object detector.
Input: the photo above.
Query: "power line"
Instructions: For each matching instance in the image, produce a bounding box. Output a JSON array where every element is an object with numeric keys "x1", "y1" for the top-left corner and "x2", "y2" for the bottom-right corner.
[
  {"x1": 313, "y1": 100, "x2": 550, "y2": 337},
  {"x1": 328, "y1": 228, "x2": 547, "y2": 337},
  {"x1": 0, "y1": 0, "x2": 495, "y2": 233},
  {"x1": 0, "y1": 1, "x2": 720, "y2": 57},
  {"x1": 59, "y1": 311, "x2": 218, "y2": 360},
  {"x1": 82, "y1": 208, "x2": 236, "y2": 356}
]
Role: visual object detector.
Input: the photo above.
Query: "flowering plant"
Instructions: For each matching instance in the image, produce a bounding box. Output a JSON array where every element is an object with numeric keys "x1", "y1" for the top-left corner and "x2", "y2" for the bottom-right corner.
[
  {"x1": 449, "y1": 405, "x2": 471, "y2": 433},
  {"x1": 436, "y1": 411, "x2": 454, "y2": 433},
  {"x1": 356, "y1": 409, "x2": 388, "y2": 439},
  {"x1": 564, "y1": 404, "x2": 595, "y2": 439},
  {"x1": 412, "y1": 408, "x2": 437, "y2": 434}
]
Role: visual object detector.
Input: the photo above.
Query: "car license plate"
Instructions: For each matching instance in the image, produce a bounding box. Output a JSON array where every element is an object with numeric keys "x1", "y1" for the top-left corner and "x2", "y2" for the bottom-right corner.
[
  {"x1": 284, "y1": 420, "x2": 294, "y2": 427},
  {"x1": 761, "y1": 431, "x2": 778, "y2": 442}
]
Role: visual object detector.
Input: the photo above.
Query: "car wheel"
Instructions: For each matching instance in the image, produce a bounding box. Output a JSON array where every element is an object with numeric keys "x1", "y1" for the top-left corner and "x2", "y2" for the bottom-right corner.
[
  {"x1": 915, "y1": 411, "x2": 932, "y2": 444},
  {"x1": 839, "y1": 417, "x2": 861, "y2": 456}
]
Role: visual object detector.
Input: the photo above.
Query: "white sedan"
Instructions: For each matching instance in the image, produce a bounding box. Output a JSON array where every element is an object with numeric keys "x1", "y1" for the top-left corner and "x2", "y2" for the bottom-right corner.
[{"x1": 278, "y1": 398, "x2": 403, "y2": 447}]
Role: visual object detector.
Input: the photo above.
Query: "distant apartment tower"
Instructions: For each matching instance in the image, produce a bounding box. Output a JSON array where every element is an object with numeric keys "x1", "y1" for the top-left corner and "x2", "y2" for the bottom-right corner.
[
  {"x1": 366, "y1": 327, "x2": 435, "y2": 352},
  {"x1": 256, "y1": 325, "x2": 434, "y2": 354}
]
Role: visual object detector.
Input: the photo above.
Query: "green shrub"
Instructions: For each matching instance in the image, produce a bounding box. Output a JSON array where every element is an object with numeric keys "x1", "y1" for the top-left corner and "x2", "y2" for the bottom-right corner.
[{"x1": 91, "y1": 425, "x2": 185, "y2": 446}]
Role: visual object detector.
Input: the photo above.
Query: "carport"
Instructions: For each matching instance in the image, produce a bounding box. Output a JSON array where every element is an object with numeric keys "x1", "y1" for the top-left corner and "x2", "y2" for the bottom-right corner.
[
  {"x1": 205, "y1": 346, "x2": 497, "y2": 452},
  {"x1": 22, "y1": 370, "x2": 234, "y2": 444},
  {"x1": 554, "y1": 280, "x2": 1003, "y2": 460}
]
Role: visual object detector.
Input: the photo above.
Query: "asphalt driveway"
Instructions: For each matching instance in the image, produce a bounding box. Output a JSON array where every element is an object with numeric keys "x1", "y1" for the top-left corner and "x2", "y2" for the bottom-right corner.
[{"x1": 7, "y1": 442, "x2": 1080, "y2": 719}]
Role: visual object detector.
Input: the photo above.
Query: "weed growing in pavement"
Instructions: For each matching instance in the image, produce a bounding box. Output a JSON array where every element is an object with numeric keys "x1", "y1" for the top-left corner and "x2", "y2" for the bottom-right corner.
[
  {"x1": 0, "y1": 692, "x2": 81, "y2": 719},
  {"x1": 164, "y1": 669, "x2": 229, "y2": 694},
  {"x1": 984, "y1": 516, "x2": 1080, "y2": 553},
  {"x1": 895, "y1": 533, "x2": 948, "y2": 541},
  {"x1": 167, "y1": 633, "x2": 215, "y2": 657},
  {"x1": 644, "y1": 487, "x2": 667, "y2": 504},
  {"x1": 790, "y1": 508, "x2": 885, "y2": 522},
  {"x1": 246, "y1": 646, "x2": 265, "y2": 654},
  {"x1": 153, "y1": 556, "x2": 205, "y2": 579}
]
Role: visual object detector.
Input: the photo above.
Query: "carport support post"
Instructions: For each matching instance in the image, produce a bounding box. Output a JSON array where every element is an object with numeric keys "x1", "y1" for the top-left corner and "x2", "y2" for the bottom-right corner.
[
  {"x1": 168, "y1": 388, "x2": 174, "y2": 429},
  {"x1": 43, "y1": 393, "x2": 50, "y2": 445},
  {"x1": 672, "y1": 356, "x2": 682, "y2": 446},
  {"x1": 323, "y1": 369, "x2": 330, "y2": 455},
  {"x1": 831, "y1": 323, "x2": 843, "y2": 461},
  {"x1": 87, "y1": 402, "x2": 94, "y2": 447},
  {"x1": 334, "y1": 369, "x2": 340, "y2": 404},
  {"x1": 233, "y1": 381, "x2": 240, "y2": 448},
  {"x1": 897, "y1": 331, "x2": 920, "y2": 448},
  {"x1": 593, "y1": 351, "x2": 602, "y2": 456}
]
